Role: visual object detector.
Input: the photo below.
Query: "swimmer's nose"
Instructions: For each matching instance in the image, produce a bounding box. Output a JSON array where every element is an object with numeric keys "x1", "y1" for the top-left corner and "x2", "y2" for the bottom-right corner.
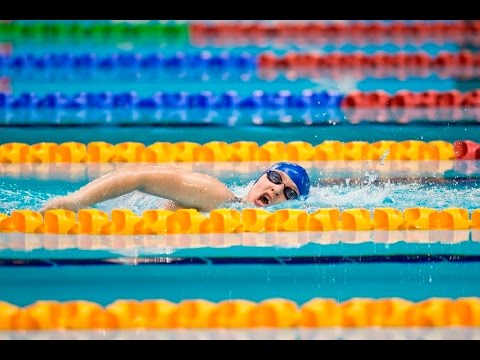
[{"x1": 271, "y1": 184, "x2": 284, "y2": 197}]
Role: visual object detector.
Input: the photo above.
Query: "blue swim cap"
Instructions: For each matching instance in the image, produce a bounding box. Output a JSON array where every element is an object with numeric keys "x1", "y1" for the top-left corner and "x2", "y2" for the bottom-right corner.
[{"x1": 269, "y1": 162, "x2": 311, "y2": 198}]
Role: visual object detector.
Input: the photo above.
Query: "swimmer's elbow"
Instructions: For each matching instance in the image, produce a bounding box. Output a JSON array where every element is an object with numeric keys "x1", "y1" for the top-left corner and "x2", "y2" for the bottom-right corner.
[{"x1": 135, "y1": 166, "x2": 183, "y2": 193}]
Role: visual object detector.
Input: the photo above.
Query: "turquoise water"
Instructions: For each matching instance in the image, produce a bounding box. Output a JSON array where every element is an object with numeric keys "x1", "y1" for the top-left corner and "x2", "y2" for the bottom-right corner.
[
  {"x1": 9, "y1": 75, "x2": 461, "y2": 95},
  {"x1": 2, "y1": 262, "x2": 480, "y2": 307}
]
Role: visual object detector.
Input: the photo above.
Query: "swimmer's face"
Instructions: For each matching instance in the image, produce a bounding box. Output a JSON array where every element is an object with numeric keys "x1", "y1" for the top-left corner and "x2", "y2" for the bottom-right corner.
[{"x1": 245, "y1": 169, "x2": 300, "y2": 207}]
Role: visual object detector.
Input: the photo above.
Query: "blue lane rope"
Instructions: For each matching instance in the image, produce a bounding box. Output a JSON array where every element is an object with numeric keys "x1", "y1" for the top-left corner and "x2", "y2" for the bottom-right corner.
[
  {"x1": 0, "y1": 90, "x2": 345, "y2": 109},
  {"x1": 0, "y1": 52, "x2": 257, "y2": 70}
]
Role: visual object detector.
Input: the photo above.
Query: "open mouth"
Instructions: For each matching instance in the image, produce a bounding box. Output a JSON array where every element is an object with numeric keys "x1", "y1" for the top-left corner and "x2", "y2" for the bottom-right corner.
[{"x1": 258, "y1": 194, "x2": 271, "y2": 206}]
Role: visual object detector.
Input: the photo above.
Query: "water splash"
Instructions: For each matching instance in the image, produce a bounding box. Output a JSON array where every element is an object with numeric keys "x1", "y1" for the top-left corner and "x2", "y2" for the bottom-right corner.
[{"x1": 0, "y1": 180, "x2": 65, "y2": 215}]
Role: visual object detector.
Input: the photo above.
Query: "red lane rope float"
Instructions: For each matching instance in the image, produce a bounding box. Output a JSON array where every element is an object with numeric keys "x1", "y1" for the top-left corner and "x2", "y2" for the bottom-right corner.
[
  {"x1": 192, "y1": 32, "x2": 480, "y2": 48},
  {"x1": 341, "y1": 107, "x2": 480, "y2": 125},
  {"x1": 190, "y1": 21, "x2": 480, "y2": 46},
  {"x1": 258, "y1": 50, "x2": 480, "y2": 70},
  {"x1": 0, "y1": 77, "x2": 10, "y2": 94},
  {"x1": 191, "y1": 21, "x2": 480, "y2": 37},
  {"x1": 0, "y1": 42, "x2": 12, "y2": 55},
  {"x1": 258, "y1": 65, "x2": 480, "y2": 82},
  {"x1": 454, "y1": 140, "x2": 480, "y2": 160},
  {"x1": 1, "y1": 297, "x2": 480, "y2": 330},
  {"x1": 340, "y1": 90, "x2": 480, "y2": 108}
]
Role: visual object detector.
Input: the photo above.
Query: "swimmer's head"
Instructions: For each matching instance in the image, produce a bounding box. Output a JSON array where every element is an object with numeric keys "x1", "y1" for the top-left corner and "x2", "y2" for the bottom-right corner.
[
  {"x1": 268, "y1": 162, "x2": 311, "y2": 197},
  {"x1": 245, "y1": 162, "x2": 311, "y2": 207}
]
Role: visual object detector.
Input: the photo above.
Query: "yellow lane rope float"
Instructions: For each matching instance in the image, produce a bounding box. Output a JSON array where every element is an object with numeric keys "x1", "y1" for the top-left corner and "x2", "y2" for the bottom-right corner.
[
  {"x1": 1, "y1": 297, "x2": 480, "y2": 330},
  {"x1": 0, "y1": 207, "x2": 479, "y2": 235}
]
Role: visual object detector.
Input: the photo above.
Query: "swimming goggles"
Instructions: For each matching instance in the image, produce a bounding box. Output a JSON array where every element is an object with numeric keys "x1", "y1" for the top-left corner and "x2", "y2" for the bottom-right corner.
[{"x1": 266, "y1": 170, "x2": 299, "y2": 200}]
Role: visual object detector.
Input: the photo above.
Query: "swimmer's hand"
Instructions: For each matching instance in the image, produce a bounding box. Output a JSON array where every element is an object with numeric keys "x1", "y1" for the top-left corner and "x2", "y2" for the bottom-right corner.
[{"x1": 40, "y1": 195, "x2": 82, "y2": 213}]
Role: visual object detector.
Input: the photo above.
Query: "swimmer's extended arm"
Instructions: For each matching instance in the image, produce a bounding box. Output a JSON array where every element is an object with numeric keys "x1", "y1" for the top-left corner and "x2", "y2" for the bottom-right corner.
[{"x1": 40, "y1": 165, "x2": 235, "y2": 213}]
